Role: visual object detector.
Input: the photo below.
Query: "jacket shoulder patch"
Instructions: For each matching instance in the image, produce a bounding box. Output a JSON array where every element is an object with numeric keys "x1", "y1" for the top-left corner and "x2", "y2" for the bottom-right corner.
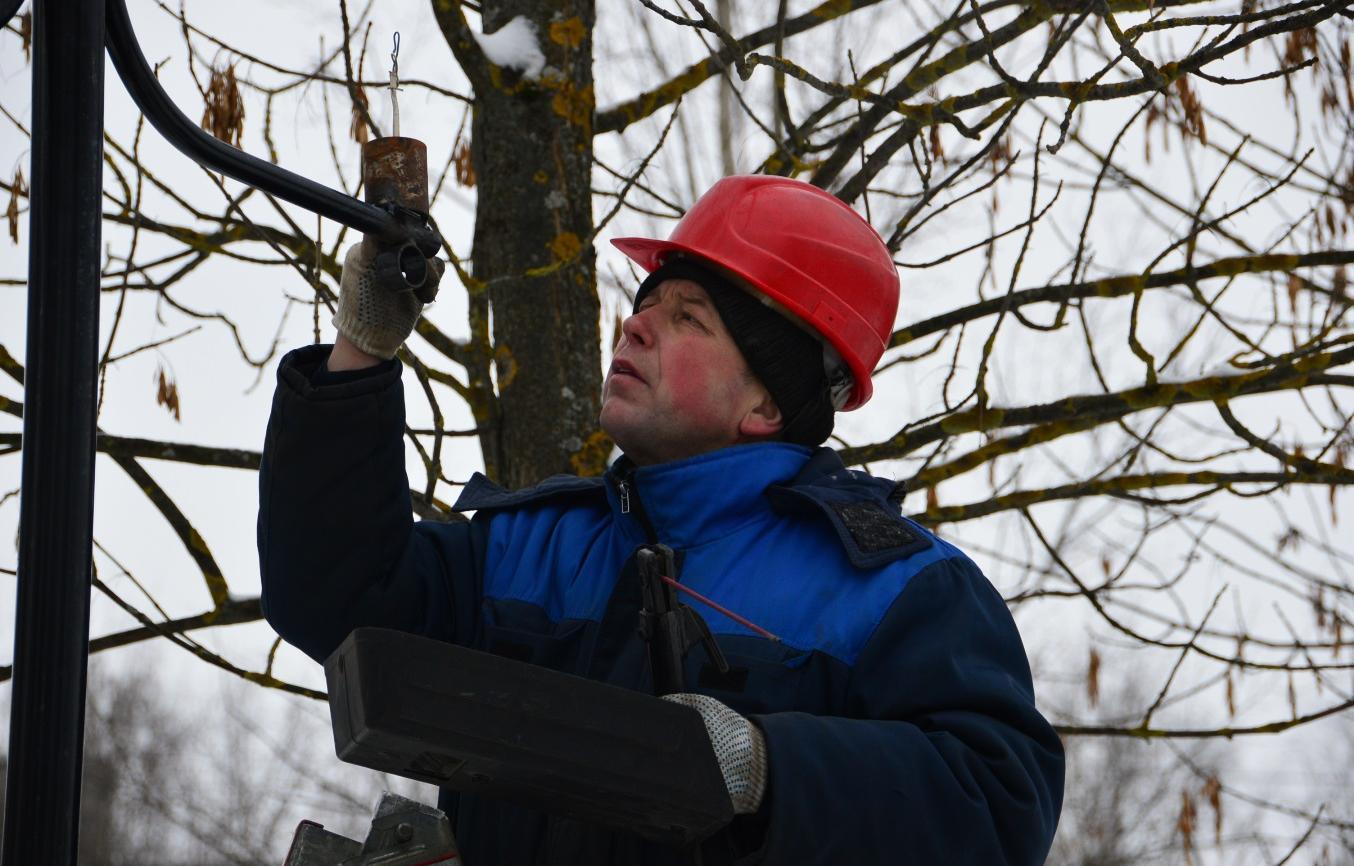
[
  {"x1": 765, "y1": 483, "x2": 934, "y2": 570},
  {"x1": 830, "y1": 501, "x2": 919, "y2": 553}
]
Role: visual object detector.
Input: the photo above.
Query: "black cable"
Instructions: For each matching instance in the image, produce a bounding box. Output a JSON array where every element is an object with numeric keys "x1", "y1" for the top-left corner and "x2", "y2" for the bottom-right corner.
[
  {"x1": 0, "y1": 0, "x2": 24, "y2": 31},
  {"x1": 104, "y1": 0, "x2": 438, "y2": 249}
]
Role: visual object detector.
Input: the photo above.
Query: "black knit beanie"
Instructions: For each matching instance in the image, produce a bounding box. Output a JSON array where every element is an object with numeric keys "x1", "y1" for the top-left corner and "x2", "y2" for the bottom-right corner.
[{"x1": 633, "y1": 259, "x2": 835, "y2": 446}]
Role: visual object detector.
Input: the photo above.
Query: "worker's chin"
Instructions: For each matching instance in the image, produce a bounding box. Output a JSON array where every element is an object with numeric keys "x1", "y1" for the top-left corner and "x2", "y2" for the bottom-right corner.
[
  {"x1": 600, "y1": 402, "x2": 659, "y2": 462},
  {"x1": 599, "y1": 399, "x2": 634, "y2": 438}
]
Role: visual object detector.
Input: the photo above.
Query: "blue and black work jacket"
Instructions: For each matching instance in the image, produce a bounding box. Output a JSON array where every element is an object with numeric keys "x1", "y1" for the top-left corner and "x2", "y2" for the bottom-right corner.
[{"x1": 259, "y1": 345, "x2": 1064, "y2": 866}]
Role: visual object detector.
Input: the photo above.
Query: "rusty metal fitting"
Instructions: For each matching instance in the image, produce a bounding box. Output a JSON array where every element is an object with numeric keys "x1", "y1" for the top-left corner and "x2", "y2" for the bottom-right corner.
[
  {"x1": 361, "y1": 136, "x2": 442, "y2": 297},
  {"x1": 363, "y1": 136, "x2": 429, "y2": 214}
]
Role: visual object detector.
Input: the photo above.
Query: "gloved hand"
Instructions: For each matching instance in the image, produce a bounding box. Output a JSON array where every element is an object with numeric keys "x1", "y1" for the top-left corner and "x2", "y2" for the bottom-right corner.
[
  {"x1": 333, "y1": 238, "x2": 445, "y2": 360},
  {"x1": 662, "y1": 693, "x2": 768, "y2": 815}
]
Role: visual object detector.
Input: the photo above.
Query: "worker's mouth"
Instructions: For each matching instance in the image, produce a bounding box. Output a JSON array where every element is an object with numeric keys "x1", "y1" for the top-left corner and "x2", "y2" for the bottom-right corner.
[{"x1": 609, "y1": 358, "x2": 645, "y2": 384}]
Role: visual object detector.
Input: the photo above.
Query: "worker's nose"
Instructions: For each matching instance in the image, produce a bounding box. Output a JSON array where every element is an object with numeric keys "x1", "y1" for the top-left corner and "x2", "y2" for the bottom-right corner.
[{"x1": 620, "y1": 309, "x2": 653, "y2": 347}]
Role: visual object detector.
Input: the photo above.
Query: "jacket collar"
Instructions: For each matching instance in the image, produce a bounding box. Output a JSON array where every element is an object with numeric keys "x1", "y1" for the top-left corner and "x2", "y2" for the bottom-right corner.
[
  {"x1": 453, "y1": 444, "x2": 931, "y2": 568},
  {"x1": 606, "y1": 443, "x2": 813, "y2": 548}
]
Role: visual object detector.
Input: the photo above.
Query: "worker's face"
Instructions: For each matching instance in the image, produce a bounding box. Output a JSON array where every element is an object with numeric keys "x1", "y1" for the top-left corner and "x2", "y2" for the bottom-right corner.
[{"x1": 600, "y1": 279, "x2": 782, "y2": 466}]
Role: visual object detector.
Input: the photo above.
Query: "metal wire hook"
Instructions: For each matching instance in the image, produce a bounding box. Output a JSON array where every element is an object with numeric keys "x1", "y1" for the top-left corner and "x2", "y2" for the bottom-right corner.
[{"x1": 387, "y1": 31, "x2": 403, "y2": 136}]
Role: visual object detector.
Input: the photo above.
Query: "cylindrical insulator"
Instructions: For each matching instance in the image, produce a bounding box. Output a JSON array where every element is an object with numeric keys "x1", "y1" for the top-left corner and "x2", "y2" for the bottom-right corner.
[
  {"x1": 361, "y1": 136, "x2": 439, "y2": 294},
  {"x1": 362, "y1": 136, "x2": 429, "y2": 214}
]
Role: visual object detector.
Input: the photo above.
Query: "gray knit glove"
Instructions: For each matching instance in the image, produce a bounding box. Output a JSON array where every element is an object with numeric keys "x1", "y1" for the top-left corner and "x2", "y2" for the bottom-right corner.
[
  {"x1": 333, "y1": 239, "x2": 445, "y2": 360},
  {"x1": 663, "y1": 693, "x2": 768, "y2": 815}
]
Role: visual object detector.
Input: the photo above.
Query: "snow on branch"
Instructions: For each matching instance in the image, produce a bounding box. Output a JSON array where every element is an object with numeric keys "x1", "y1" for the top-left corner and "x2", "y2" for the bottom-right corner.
[{"x1": 474, "y1": 16, "x2": 546, "y2": 81}]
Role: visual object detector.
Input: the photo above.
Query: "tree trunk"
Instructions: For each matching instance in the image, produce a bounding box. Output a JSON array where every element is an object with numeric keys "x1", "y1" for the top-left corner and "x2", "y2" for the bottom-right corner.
[{"x1": 468, "y1": 0, "x2": 607, "y2": 488}]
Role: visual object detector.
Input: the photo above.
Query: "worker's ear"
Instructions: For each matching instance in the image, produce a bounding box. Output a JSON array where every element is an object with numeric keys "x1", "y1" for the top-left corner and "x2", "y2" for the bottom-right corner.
[{"x1": 738, "y1": 388, "x2": 783, "y2": 440}]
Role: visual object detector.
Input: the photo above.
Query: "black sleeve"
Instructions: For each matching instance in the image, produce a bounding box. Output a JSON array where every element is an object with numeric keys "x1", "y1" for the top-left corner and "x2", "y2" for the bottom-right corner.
[
  {"x1": 257, "y1": 344, "x2": 485, "y2": 663},
  {"x1": 749, "y1": 555, "x2": 1065, "y2": 865}
]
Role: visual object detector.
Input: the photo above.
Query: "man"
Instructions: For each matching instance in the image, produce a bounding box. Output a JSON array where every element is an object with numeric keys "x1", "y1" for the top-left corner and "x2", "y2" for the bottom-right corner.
[{"x1": 259, "y1": 176, "x2": 1064, "y2": 865}]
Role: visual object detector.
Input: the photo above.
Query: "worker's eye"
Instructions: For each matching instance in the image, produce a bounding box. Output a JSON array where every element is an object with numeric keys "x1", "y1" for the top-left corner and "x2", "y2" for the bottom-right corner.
[{"x1": 679, "y1": 310, "x2": 708, "y2": 331}]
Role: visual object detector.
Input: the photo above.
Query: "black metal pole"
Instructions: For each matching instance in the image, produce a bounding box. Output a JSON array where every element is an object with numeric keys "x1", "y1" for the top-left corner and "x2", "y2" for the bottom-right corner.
[{"x1": 2, "y1": 0, "x2": 105, "y2": 862}]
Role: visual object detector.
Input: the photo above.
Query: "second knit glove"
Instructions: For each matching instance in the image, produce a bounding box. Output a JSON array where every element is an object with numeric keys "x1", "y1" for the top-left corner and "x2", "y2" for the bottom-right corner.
[
  {"x1": 333, "y1": 238, "x2": 445, "y2": 360},
  {"x1": 662, "y1": 692, "x2": 768, "y2": 815}
]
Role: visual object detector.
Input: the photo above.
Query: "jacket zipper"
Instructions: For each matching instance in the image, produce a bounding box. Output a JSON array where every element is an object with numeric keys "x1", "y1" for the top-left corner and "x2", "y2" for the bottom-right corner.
[
  {"x1": 615, "y1": 465, "x2": 781, "y2": 647},
  {"x1": 614, "y1": 468, "x2": 658, "y2": 544}
]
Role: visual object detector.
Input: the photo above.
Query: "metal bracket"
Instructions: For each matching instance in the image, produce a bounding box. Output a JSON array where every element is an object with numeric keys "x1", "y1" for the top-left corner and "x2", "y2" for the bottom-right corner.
[{"x1": 284, "y1": 792, "x2": 460, "y2": 866}]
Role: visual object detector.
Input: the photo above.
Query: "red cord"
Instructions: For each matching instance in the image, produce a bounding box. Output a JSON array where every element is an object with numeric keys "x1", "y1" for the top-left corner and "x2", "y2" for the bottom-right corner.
[{"x1": 659, "y1": 575, "x2": 781, "y2": 642}]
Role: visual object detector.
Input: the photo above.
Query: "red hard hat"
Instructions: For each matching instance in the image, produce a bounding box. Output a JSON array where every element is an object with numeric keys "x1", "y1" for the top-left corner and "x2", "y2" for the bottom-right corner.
[{"x1": 611, "y1": 175, "x2": 899, "y2": 410}]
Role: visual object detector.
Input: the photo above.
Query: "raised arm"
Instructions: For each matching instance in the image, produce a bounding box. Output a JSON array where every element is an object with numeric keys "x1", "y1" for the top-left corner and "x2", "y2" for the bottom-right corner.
[
  {"x1": 257, "y1": 239, "x2": 476, "y2": 663},
  {"x1": 256, "y1": 344, "x2": 483, "y2": 662}
]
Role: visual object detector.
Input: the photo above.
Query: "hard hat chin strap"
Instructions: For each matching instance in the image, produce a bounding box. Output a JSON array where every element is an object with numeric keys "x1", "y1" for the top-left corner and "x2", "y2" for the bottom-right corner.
[{"x1": 823, "y1": 343, "x2": 854, "y2": 412}]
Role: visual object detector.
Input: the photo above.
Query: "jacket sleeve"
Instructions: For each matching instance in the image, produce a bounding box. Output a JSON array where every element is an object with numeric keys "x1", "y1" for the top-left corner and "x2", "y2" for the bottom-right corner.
[
  {"x1": 749, "y1": 554, "x2": 1064, "y2": 866},
  {"x1": 257, "y1": 344, "x2": 484, "y2": 663}
]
